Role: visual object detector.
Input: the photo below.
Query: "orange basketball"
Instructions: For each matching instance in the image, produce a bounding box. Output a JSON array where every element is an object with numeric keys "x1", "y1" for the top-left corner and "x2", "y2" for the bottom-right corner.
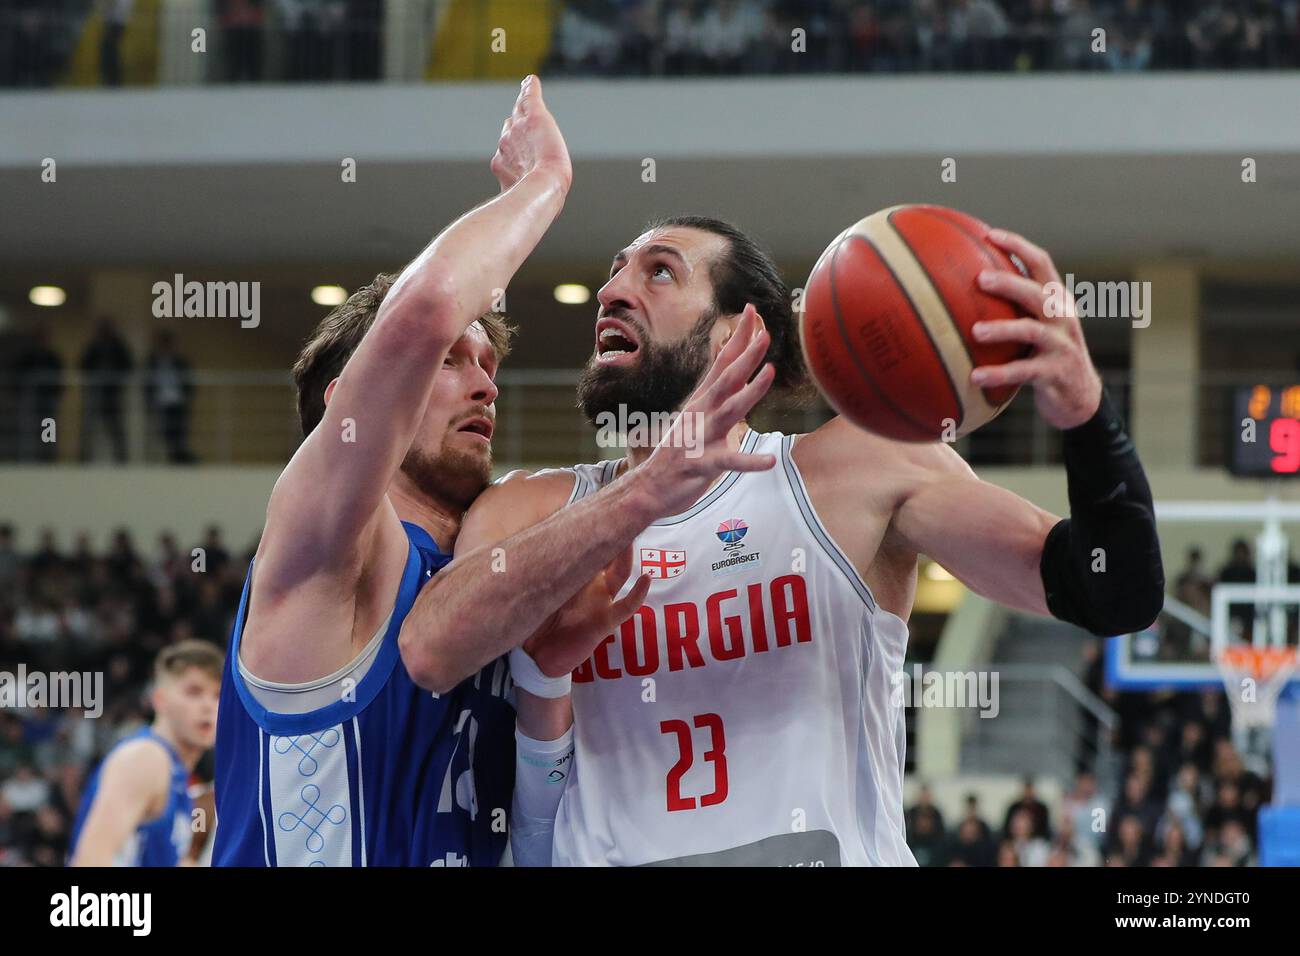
[{"x1": 799, "y1": 204, "x2": 1033, "y2": 442}]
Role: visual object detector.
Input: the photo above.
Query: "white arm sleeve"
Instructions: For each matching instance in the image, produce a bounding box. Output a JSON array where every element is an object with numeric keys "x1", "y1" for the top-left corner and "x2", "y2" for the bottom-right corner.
[{"x1": 510, "y1": 725, "x2": 574, "y2": 867}]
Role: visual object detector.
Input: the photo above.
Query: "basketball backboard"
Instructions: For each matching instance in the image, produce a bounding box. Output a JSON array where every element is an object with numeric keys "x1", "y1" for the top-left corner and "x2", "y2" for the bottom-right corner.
[{"x1": 1106, "y1": 499, "x2": 1300, "y2": 691}]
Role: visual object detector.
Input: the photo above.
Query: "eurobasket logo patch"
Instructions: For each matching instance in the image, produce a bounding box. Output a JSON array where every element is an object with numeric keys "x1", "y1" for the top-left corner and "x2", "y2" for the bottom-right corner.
[
  {"x1": 641, "y1": 548, "x2": 686, "y2": 579},
  {"x1": 712, "y1": 518, "x2": 761, "y2": 577},
  {"x1": 715, "y1": 518, "x2": 748, "y2": 544}
]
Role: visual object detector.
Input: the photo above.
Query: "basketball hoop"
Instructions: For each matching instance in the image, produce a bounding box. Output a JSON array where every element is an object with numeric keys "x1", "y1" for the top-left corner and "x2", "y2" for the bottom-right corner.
[{"x1": 1215, "y1": 645, "x2": 1299, "y2": 731}]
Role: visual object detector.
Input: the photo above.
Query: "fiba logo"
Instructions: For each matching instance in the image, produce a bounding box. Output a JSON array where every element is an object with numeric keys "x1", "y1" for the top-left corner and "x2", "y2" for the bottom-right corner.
[
  {"x1": 716, "y1": 518, "x2": 748, "y2": 548},
  {"x1": 712, "y1": 519, "x2": 761, "y2": 577}
]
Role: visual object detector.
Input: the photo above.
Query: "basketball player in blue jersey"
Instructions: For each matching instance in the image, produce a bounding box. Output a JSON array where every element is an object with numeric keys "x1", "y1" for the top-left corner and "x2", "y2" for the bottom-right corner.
[
  {"x1": 69, "y1": 641, "x2": 222, "y2": 866},
  {"x1": 212, "y1": 77, "x2": 588, "y2": 867},
  {"x1": 404, "y1": 218, "x2": 1166, "y2": 865}
]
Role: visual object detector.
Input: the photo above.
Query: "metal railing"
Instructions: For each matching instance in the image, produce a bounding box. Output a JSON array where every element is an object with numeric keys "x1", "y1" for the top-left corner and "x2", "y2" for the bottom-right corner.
[
  {"x1": 0, "y1": 366, "x2": 1291, "y2": 468},
  {"x1": 961, "y1": 663, "x2": 1119, "y2": 788},
  {"x1": 0, "y1": 366, "x2": 829, "y2": 467}
]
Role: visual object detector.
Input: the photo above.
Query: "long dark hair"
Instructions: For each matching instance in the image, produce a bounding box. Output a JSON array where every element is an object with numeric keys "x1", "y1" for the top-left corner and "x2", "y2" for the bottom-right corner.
[{"x1": 646, "y1": 215, "x2": 811, "y2": 400}]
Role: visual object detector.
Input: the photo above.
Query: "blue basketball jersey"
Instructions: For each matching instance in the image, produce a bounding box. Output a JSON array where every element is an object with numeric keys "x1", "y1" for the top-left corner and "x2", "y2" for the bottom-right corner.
[
  {"x1": 69, "y1": 727, "x2": 193, "y2": 867},
  {"x1": 213, "y1": 521, "x2": 515, "y2": 866}
]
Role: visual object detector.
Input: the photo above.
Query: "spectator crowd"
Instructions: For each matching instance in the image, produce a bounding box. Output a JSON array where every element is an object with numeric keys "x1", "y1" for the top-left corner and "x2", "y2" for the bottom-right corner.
[
  {"x1": 0, "y1": 522, "x2": 246, "y2": 866},
  {"x1": 901, "y1": 536, "x2": 1284, "y2": 867},
  {"x1": 1165, "y1": 538, "x2": 1300, "y2": 662},
  {"x1": 0, "y1": 0, "x2": 384, "y2": 87},
  {"x1": 549, "y1": 0, "x2": 1300, "y2": 75},
  {"x1": 3, "y1": 0, "x2": 1297, "y2": 88},
  {"x1": 905, "y1": 689, "x2": 1268, "y2": 866},
  {"x1": 0, "y1": 520, "x2": 1280, "y2": 866}
]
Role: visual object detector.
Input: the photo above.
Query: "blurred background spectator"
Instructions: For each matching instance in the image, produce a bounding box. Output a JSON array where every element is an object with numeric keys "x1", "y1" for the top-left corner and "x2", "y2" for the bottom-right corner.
[
  {"x1": 901, "y1": 633, "x2": 1283, "y2": 866},
  {"x1": 538, "y1": 0, "x2": 1300, "y2": 77},
  {"x1": 12, "y1": 330, "x2": 63, "y2": 464},
  {"x1": 144, "y1": 331, "x2": 196, "y2": 465},
  {"x1": 78, "y1": 319, "x2": 134, "y2": 465},
  {"x1": 219, "y1": 0, "x2": 267, "y2": 82},
  {"x1": 99, "y1": 0, "x2": 134, "y2": 87},
  {"x1": 0, "y1": 523, "x2": 250, "y2": 865},
  {"x1": 21, "y1": 0, "x2": 1292, "y2": 90}
]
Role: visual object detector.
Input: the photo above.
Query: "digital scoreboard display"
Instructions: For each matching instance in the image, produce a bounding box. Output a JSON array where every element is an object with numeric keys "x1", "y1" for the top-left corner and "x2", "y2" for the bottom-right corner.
[{"x1": 1229, "y1": 384, "x2": 1300, "y2": 476}]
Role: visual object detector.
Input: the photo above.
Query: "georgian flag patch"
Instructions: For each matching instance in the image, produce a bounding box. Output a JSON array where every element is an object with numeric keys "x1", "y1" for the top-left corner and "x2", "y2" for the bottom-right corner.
[{"x1": 640, "y1": 548, "x2": 686, "y2": 579}]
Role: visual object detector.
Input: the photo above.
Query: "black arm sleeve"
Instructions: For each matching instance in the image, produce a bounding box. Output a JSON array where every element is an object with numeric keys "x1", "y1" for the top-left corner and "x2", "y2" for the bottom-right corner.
[{"x1": 1039, "y1": 389, "x2": 1165, "y2": 636}]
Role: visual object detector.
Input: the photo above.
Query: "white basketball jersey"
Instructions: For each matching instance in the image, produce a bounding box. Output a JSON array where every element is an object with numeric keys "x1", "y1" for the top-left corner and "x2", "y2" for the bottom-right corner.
[{"x1": 549, "y1": 429, "x2": 916, "y2": 866}]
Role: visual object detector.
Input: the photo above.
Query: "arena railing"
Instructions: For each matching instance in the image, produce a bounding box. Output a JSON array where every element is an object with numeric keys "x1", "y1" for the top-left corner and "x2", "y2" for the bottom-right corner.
[
  {"x1": 0, "y1": 367, "x2": 1285, "y2": 468},
  {"x1": 960, "y1": 662, "x2": 1119, "y2": 788}
]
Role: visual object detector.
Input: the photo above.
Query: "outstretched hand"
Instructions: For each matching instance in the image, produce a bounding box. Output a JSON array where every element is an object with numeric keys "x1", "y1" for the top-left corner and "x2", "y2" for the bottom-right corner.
[
  {"x1": 969, "y1": 229, "x2": 1103, "y2": 430},
  {"x1": 523, "y1": 546, "x2": 652, "y2": 679},
  {"x1": 491, "y1": 75, "x2": 572, "y2": 195},
  {"x1": 635, "y1": 305, "x2": 777, "y2": 519}
]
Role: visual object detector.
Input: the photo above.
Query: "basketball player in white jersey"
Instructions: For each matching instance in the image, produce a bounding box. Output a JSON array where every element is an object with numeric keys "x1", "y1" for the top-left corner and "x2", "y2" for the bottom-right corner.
[{"x1": 408, "y1": 217, "x2": 1164, "y2": 866}]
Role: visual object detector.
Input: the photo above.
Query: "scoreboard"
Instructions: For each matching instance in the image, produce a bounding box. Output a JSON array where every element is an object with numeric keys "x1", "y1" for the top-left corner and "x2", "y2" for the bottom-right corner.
[{"x1": 1230, "y1": 384, "x2": 1300, "y2": 476}]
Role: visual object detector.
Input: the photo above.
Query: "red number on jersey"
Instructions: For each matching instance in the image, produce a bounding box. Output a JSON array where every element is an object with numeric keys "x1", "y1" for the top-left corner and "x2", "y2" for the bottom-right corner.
[{"x1": 659, "y1": 713, "x2": 729, "y2": 812}]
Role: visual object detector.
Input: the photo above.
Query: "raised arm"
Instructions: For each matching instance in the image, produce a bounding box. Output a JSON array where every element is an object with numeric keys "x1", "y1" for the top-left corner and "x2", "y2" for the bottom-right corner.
[
  {"x1": 894, "y1": 229, "x2": 1162, "y2": 635},
  {"x1": 400, "y1": 307, "x2": 777, "y2": 692},
  {"x1": 886, "y1": 444, "x2": 1058, "y2": 614},
  {"x1": 258, "y1": 76, "x2": 572, "y2": 596}
]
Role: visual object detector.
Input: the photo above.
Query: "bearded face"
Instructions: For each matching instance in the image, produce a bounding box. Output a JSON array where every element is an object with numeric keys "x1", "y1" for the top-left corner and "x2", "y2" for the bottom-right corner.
[
  {"x1": 400, "y1": 438, "x2": 492, "y2": 513},
  {"x1": 576, "y1": 307, "x2": 716, "y2": 428},
  {"x1": 392, "y1": 325, "x2": 500, "y2": 514}
]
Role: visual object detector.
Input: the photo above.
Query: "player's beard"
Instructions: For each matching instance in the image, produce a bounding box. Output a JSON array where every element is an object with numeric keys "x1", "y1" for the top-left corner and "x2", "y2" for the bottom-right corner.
[
  {"x1": 577, "y1": 307, "x2": 716, "y2": 428},
  {"x1": 400, "y1": 438, "x2": 492, "y2": 512}
]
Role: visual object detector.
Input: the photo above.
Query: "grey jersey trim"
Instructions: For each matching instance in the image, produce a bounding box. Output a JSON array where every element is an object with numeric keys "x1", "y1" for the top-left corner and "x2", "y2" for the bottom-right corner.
[
  {"x1": 651, "y1": 428, "x2": 761, "y2": 526},
  {"x1": 567, "y1": 470, "x2": 589, "y2": 506},
  {"x1": 779, "y1": 434, "x2": 878, "y2": 613},
  {"x1": 561, "y1": 429, "x2": 760, "y2": 526}
]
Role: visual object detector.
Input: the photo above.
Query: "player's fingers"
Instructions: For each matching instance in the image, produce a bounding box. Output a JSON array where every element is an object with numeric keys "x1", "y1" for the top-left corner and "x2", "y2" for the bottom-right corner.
[
  {"x1": 986, "y1": 229, "x2": 1061, "y2": 286},
  {"x1": 970, "y1": 357, "x2": 1051, "y2": 389},
  {"x1": 604, "y1": 545, "x2": 635, "y2": 595},
  {"x1": 975, "y1": 270, "x2": 1058, "y2": 323},
  {"x1": 705, "y1": 307, "x2": 763, "y2": 386},
  {"x1": 532, "y1": 77, "x2": 550, "y2": 115},
  {"x1": 971, "y1": 318, "x2": 1053, "y2": 350},
  {"x1": 713, "y1": 451, "x2": 777, "y2": 474},
  {"x1": 696, "y1": 338, "x2": 769, "y2": 447},
  {"x1": 610, "y1": 573, "x2": 652, "y2": 624},
  {"x1": 714, "y1": 363, "x2": 776, "y2": 427},
  {"x1": 696, "y1": 306, "x2": 757, "y2": 393},
  {"x1": 705, "y1": 326, "x2": 770, "y2": 408},
  {"x1": 518, "y1": 74, "x2": 542, "y2": 116}
]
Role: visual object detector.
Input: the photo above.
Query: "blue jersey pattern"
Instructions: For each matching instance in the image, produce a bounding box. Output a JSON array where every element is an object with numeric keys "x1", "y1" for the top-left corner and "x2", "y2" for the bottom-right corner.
[
  {"x1": 213, "y1": 522, "x2": 515, "y2": 866},
  {"x1": 69, "y1": 727, "x2": 192, "y2": 867}
]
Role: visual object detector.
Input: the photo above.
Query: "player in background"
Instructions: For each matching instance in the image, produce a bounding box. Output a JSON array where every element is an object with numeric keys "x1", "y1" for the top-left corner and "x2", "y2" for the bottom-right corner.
[
  {"x1": 212, "y1": 77, "x2": 573, "y2": 867},
  {"x1": 405, "y1": 217, "x2": 1165, "y2": 865},
  {"x1": 186, "y1": 753, "x2": 217, "y2": 865},
  {"x1": 69, "y1": 641, "x2": 222, "y2": 867}
]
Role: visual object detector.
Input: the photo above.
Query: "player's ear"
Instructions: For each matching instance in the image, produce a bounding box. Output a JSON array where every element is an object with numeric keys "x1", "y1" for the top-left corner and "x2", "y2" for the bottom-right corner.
[
  {"x1": 148, "y1": 682, "x2": 165, "y2": 715},
  {"x1": 323, "y1": 378, "x2": 340, "y2": 406},
  {"x1": 709, "y1": 314, "x2": 741, "y2": 361}
]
